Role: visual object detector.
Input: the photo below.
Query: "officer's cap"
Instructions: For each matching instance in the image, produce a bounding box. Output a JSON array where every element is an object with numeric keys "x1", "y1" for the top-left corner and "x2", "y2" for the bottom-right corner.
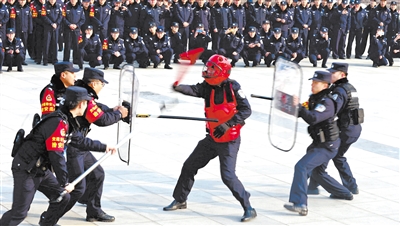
[
  {"x1": 248, "y1": 26, "x2": 257, "y2": 32},
  {"x1": 130, "y1": 27, "x2": 138, "y2": 34},
  {"x1": 65, "y1": 86, "x2": 92, "y2": 104},
  {"x1": 354, "y1": 0, "x2": 360, "y2": 4},
  {"x1": 248, "y1": 0, "x2": 253, "y2": 2},
  {"x1": 114, "y1": 0, "x2": 122, "y2": 3},
  {"x1": 86, "y1": 25, "x2": 93, "y2": 30},
  {"x1": 83, "y1": 68, "x2": 109, "y2": 84},
  {"x1": 350, "y1": 0, "x2": 355, "y2": 5},
  {"x1": 321, "y1": 27, "x2": 328, "y2": 33},
  {"x1": 171, "y1": 22, "x2": 179, "y2": 27},
  {"x1": 262, "y1": 20, "x2": 270, "y2": 24},
  {"x1": 280, "y1": 0, "x2": 287, "y2": 5},
  {"x1": 156, "y1": 26, "x2": 164, "y2": 33},
  {"x1": 6, "y1": 28, "x2": 15, "y2": 34},
  {"x1": 309, "y1": 71, "x2": 331, "y2": 84},
  {"x1": 197, "y1": 23, "x2": 204, "y2": 28},
  {"x1": 54, "y1": 62, "x2": 80, "y2": 75},
  {"x1": 273, "y1": 27, "x2": 281, "y2": 33},
  {"x1": 342, "y1": 0, "x2": 348, "y2": 4},
  {"x1": 291, "y1": 27, "x2": 299, "y2": 34},
  {"x1": 327, "y1": 0, "x2": 333, "y2": 3},
  {"x1": 111, "y1": 28, "x2": 119, "y2": 33},
  {"x1": 328, "y1": 62, "x2": 348, "y2": 74},
  {"x1": 82, "y1": 0, "x2": 90, "y2": 2},
  {"x1": 377, "y1": 25, "x2": 384, "y2": 30},
  {"x1": 265, "y1": 0, "x2": 271, "y2": 2},
  {"x1": 231, "y1": 23, "x2": 238, "y2": 28},
  {"x1": 293, "y1": 0, "x2": 298, "y2": 3},
  {"x1": 391, "y1": 1, "x2": 396, "y2": 5},
  {"x1": 149, "y1": 22, "x2": 157, "y2": 28}
]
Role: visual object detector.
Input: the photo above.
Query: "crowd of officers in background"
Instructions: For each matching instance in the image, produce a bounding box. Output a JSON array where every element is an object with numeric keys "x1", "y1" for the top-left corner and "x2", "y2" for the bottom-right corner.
[{"x1": 0, "y1": 0, "x2": 399, "y2": 72}]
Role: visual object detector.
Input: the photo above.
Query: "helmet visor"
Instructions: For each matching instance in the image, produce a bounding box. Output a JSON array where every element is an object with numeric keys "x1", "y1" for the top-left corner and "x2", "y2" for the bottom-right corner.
[{"x1": 202, "y1": 61, "x2": 222, "y2": 79}]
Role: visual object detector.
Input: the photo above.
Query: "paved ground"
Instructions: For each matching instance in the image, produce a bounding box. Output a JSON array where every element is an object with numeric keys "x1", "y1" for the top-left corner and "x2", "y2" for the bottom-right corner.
[{"x1": 0, "y1": 53, "x2": 399, "y2": 225}]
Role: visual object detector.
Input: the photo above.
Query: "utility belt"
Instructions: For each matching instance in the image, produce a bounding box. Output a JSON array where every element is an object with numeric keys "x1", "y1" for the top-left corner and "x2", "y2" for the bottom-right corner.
[
  {"x1": 339, "y1": 108, "x2": 364, "y2": 127},
  {"x1": 308, "y1": 121, "x2": 339, "y2": 143},
  {"x1": 27, "y1": 156, "x2": 50, "y2": 175}
]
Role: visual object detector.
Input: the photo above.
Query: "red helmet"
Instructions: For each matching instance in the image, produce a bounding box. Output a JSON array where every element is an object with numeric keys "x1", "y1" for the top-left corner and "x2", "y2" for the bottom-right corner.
[{"x1": 202, "y1": 54, "x2": 231, "y2": 85}]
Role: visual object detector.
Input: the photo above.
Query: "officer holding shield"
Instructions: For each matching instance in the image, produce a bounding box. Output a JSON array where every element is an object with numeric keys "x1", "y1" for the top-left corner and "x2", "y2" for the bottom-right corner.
[{"x1": 284, "y1": 71, "x2": 353, "y2": 216}]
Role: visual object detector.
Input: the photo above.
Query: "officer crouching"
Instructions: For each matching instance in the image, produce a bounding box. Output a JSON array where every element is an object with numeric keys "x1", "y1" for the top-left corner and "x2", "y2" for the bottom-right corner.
[
  {"x1": 79, "y1": 25, "x2": 103, "y2": 69},
  {"x1": 284, "y1": 71, "x2": 353, "y2": 216},
  {"x1": 4, "y1": 28, "x2": 25, "y2": 72},
  {"x1": 102, "y1": 28, "x2": 126, "y2": 70},
  {"x1": 149, "y1": 26, "x2": 173, "y2": 69},
  {"x1": 125, "y1": 27, "x2": 149, "y2": 68}
]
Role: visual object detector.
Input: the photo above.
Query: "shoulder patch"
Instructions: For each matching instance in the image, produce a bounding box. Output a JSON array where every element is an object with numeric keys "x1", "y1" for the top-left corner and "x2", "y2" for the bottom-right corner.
[
  {"x1": 238, "y1": 89, "x2": 246, "y2": 98},
  {"x1": 314, "y1": 104, "x2": 326, "y2": 112},
  {"x1": 45, "y1": 120, "x2": 68, "y2": 152},
  {"x1": 85, "y1": 99, "x2": 104, "y2": 123}
]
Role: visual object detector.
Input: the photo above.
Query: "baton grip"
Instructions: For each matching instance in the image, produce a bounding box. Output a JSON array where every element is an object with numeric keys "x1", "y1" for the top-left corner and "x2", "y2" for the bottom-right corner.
[{"x1": 250, "y1": 94, "x2": 273, "y2": 100}]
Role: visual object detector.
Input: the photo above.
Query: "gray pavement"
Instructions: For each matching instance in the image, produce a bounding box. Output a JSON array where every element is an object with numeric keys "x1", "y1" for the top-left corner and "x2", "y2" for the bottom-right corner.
[{"x1": 1, "y1": 54, "x2": 399, "y2": 225}]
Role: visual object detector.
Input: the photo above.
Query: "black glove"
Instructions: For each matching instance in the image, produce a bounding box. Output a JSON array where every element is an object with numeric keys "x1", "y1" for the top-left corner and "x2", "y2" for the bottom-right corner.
[
  {"x1": 213, "y1": 123, "x2": 230, "y2": 138},
  {"x1": 121, "y1": 101, "x2": 131, "y2": 124}
]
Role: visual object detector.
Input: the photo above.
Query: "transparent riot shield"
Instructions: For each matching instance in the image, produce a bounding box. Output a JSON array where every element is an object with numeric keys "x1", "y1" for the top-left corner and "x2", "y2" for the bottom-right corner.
[
  {"x1": 117, "y1": 64, "x2": 139, "y2": 165},
  {"x1": 268, "y1": 57, "x2": 303, "y2": 152}
]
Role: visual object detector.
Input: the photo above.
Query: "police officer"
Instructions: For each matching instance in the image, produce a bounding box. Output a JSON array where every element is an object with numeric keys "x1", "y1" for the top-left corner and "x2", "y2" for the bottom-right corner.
[
  {"x1": 56, "y1": 68, "x2": 128, "y2": 223},
  {"x1": 139, "y1": 0, "x2": 164, "y2": 37},
  {"x1": 330, "y1": 0, "x2": 350, "y2": 59},
  {"x1": 41, "y1": 0, "x2": 62, "y2": 66},
  {"x1": 109, "y1": 0, "x2": 132, "y2": 37},
  {"x1": 294, "y1": 0, "x2": 311, "y2": 57},
  {"x1": 262, "y1": 27, "x2": 286, "y2": 67},
  {"x1": 0, "y1": 86, "x2": 116, "y2": 226},
  {"x1": 124, "y1": 0, "x2": 142, "y2": 39},
  {"x1": 309, "y1": 0, "x2": 324, "y2": 55},
  {"x1": 191, "y1": 0, "x2": 211, "y2": 33},
  {"x1": 149, "y1": 26, "x2": 173, "y2": 69},
  {"x1": 169, "y1": 22, "x2": 184, "y2": 63},
  {"x1": 210, "y1": 0, "x2": 232, "y2": 50},
  {"x1": 81, "y1": 0, "x2": 95, "y2": 33},
  {"x1": 247, "y1": 0, "x2": 268, "y2": 31},
  {"x1": 144, "y1": 22, "x2": 158, "y2": 49},
  {"x1": 164, "y1": 54, "x2": 257, "y2": 222},
  {"x1": 102, "y1": 27, "x2": 126, "y2": 70},
  {"x1": 369, "y1": 25, "x2": 388, "y2": 67},
  {"x1": 125, "y1": 27, "x2": 150, "y2": 68},
  {"x1": 387, "y1": 1, "x2": 399, "y2": 43},
  {"x1": 93, "y1": 0, "x2": 111, "y2": 42},
  {"x1": 285, "y1": 27, "x2": 305, "y2": 63},
  {"x1": 231, "y1": 0, "x2": 246, "y2": 35},
  {"x1": 79, "y1": 25, "x2": 103, "y2": 68},
  {"x1": 346, "y1": 0, "x2": 367, "y2": 59},
  {"x1": 271, "y1": 0, "x2": 293, "y2": 38},
  {"x1": 386, "y1": 32, "x2": 400, "y2": 66},
  {"x1": 322, "y1": 0, "x2": 335, "y2": 38},
  {"x1": 10, "y1": 0, "x2": 32, "y2": 64},
  {"x1": 31, "y1": 0, "x2": 45, "y2": 65},
  {"x1": 309, "y1": 26, "x2": 330, "y2": 68},
  {"x1": 4, "y1": 28, "x2": 25, "y2": 72},
  {"x1": 188, "y1": 23, "x2": 214, "y2": 63},
  {"x1": 62, "y1": 0, "x2": 85, "y2": 64},
  {"x1": 40, "y1": 62, "x2": 80, "y2": 117},
  {"x1": 218, "y1": 22, "x2": 243, "y2": 67},
  {"x1": 360, "y1": 0, "x2": 377, "y2": 58},
  {"x1": 0, "y1": 0, "x2": 8, "y2": 43},
  {"x1": 259, "y1": 19, "x2": 272, "y2": 39},
  {"x1": 173, "y1": 0, "x2": 193, "y2": 51},
  {"x1": 308, "y1": 62, "x2": 363, "y2": 196},
  {"x1": 0, "y1": 36, "x2": 4, "y2": 73},
  {"x1": 284, "y1": 70, "x2": 353, "y2": 216},
  {"x1": 373, "y1": 0, "x2": 391, "y2": 34},
  {"x1": 242, "y1": 26, "x2": 262, "y2": 67}
]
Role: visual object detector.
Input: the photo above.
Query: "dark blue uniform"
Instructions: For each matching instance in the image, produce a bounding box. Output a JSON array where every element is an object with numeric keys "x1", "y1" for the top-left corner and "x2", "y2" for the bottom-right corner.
[
  {"x1": 10, "y1": 3, "x2": 33, "y2": 60},
  {"x1": 248, "y1": 2, "x2": 269, "y2": 30},
  {"x1": 231, "y1": 3, "x2": 246, "y2": 34},
  {"x1": 31, "y1": 1, "x2": 44, "y2": 64},
  {"x1": 360, "y1": 4, "x2": 377, "y2": 56},
  {"x1": 42, "y1": 1, "x2": 63, "y2": 65},
  {"x1": 81, "y1": 4, "x2": 96, "y2": 32},
  {"x1": 124, "y1": 1, "x2": 142, "y2": 38},
  {"x1": 125, "y1": 35, "x2": 149, "y2": 67},
  {"x1": 372, "y1": 4, "x2": 391, "y2": 33},
  {"x1": 262, "y1": 32, "x2": 286, "y2": 67},
  {"x1": 271, "y1": 6, "x2": 293, "y2": 38},
  {"x1": 62, "y1": 2, "x2": 86, "y2": 63},
  {"x1": 173, "y1": 0, "x2": 193, "y2": 50},
  {"x1": 387, "y1": 35, "x2": 400, "y2": 66},
  {"x1": 0, "y1": 37, "x2": 4, "y2": 71},
  {"x1": 242, "y1": 31, "x2": 262, "y2": 67},
  {"x1": 93, "y1": 1, "x2": 111, "y2": 41},
  {"x1": 149, "y1": 33, "x2": 173, "y2": 68},
  {"x1": 218, "y1": 31, "x2": 243, "y2": 67},
  {"x1": 188, "y1": 29, "x2": 214, "y2": 63},
  {"x1": 0, "y1": 2, "x2": 9, "y2": 43},
  {"x1": 387, "y1": 7, "x2": 399, "y2": 41},
  {"x1": 330, "y1": 4, "x2": 351, "y2": 59},
  {"x1": 171, "y1": 79, "x2": 253, "y2": 211},
  {"x1": 109, "y1": 4, "x2": 132, "y2": 37},
  {"x1": 102, "y1": 36, "x2": 126, "y2": 69},
  {"x1": 285, "y1": 35, "x2": 305, "y2": 63},
  {"x1": 309, "y1": 76, "x2": 362, "y2": 194},
  {"x1": 139, "y1": 3, "x2": 164, "y2": 36},
  {"x1": 346, "y1": 6, "x2": 367, "y2": 58},
  {"x1": 309, "y1": 31, "x2": 330, "y2": 67},
  {"x1": 294, "y1": 5, "x2": 312, "y2": 56},
  {"x1": 369, "y1": 33, "x2": 388, "y2": 67},
  {"x1": 191, "y1": 4, "x2": 211, "y2": 32},
  {"x1": 4, "y1": 35, "x2": 25, "y2": 71},
  {"x1": 79, "y1": 33, "x2": 103, "y2": 68},
  {"x1": 310, "y1": 5, "x2": 324, "y2": 36},
  {"x1": 169, "y1": 30, "x2": 184, "y2": 62},
  {"x1": 288, "y1": 86, "x2": 351, "y2": 211},
  {"x1": 210, "y1": 3, "x2": 232, "y2": 50},
  {"x1": 322, "y1": 3, "x2": 335, "y2": 36}
]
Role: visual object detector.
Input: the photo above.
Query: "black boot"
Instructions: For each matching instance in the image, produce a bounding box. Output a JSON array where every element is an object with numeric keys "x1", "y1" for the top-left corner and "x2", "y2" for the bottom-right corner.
[
  {"x1": 241, "y1": 208, "x2": 257, "y2": 222},
  {"x1": 163, "y1": 200, "x2": 187, "y2": 211}
]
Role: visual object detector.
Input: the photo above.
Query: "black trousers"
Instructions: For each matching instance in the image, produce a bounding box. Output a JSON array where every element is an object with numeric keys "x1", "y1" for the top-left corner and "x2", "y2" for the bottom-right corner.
[
  {"x1": 63, "y1": 29, "x2": 80, "y2": 62},
  {"x1": 126, "y1": 52, "x2": 149, "y2": 66},
  {"x1": 0, "y1": 157, "x2": 70, "y2": 226},
  {"x1": 34, "y1": 25, "x2": 45, "y2": 63},
  {"x1": 59, "y1": 151, "x2": 105, "y2": 219},
  {"x1": 43, "y1": 28, "x2": 59, "y2": 64},
  {"x1": 150, "y1": 48, "x2": 173, "y2": 65},
  {"x1": 103, "y1": 53, "x2": 125, "y2": 67},
  {"x1": 80, "y1": 50, "x2": 102, "y2": 68},
  {"x1": 346, "y1": 28, "x2": 363, "y2": 58},
  {"x1": 331, "y1": 27, "x2": 347, "y2": 58},
  {"x1": 360, "y1": 26, "x2": 374, "y2": 56},
  {"x1": 241, "y1": 50, "x2": 261, "y2": 66},
  {"x1": 218, "y1": 48, "x2": 240, "y2": 65},
  {"x1": 5, "y1": 53, "x2": 24, "y2": 69},
  {"x1": 309, "y1": 48, "x2": 329, "y2": 66},
  {"x1": 172, "y1": 135, "x2": 251, "y2": 210}
]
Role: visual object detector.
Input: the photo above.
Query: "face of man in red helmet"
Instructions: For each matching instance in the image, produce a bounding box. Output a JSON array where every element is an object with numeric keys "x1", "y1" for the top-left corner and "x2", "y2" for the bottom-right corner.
[{"x1": 202, "y1": 55, "x2": 231, "y2": 86}]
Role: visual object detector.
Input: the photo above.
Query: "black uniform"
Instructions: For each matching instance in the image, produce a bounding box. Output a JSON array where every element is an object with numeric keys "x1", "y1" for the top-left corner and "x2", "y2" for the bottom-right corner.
[
  {"x1": 231, "y1": 3, "x2": 246, "y2": 35},
  {"x1": 248, "y1": 2, "x2": 269, "y2": 31},
  {"x1": 93, "y1": 1, "x2": 111, "y2": 41},
  {"x1": 369, "y1": 33, "x2": 388, "y2": 67},
  {"x1": 242, "y1": 31, "x2": 262, "y2": 67},
  {"x1": 0, "y1": 2, "x2": 9, "y2": 43},
  {"x1": 40, "y1": 74, "x2": 67, "y2": 117},
  {"x1": 10, "y1": 2, "x2": 33, "y2": 60},
  {"x1": 149, "y1": 32, "x2": 173, "y2": 68},
  {"x1": 42, "y1": 1, "x2": 63, "y2": 65},
  {"x1": 4, "y1": 35, "x2": 25, "y2": 71},
  {"x1": 169, "y1": 30, "x2": 184, "y2": 62},
  {"x1": 330, "y1": 4, "x2": 351, "y2": 59},
  {"x1": 188, "y1": 29, "x2": 214, "y2": 63},
  {"x1": 191, "y1": 4, "x2": 211, "y2": 32},
  {"x1": 79, "y1": 33, "x2": 103, "y2": 68},
  {"x1": 360, "y1": 3, "x2": 377, "y2": 56},
  {"x1": 62, "y1": 1, "x2": 86, "y2": 63},
  {"x1": 210, "y1": 3, "x2": 232, "y2": 50},
  {"x1": 262, "y1": 32, "x2": 286, "y2": 67},
  {"x1": 386, "y1": 35, "x2": 400, "y2": 66},
  {"x1": 373, "y1": 4, "x2": 391, "y2": 33},
  {"x1": 285, "y1": 35, "x2": 305, "y2": 63},
  {"x1": 271, "y1": 6, "x2": 293, "y2": 38},
  {"x1": 346, "y1": 6, "x2": 367, "y2": 58},
  {"x1": 309, "y1": 31, "x2": 330, "y2": 67},
  {"x1": 173, "y1": 0, "x2": 193, "y2": 50},
  {"x1": 139, "y1": 3, "x2": 164, "y2": 36},
  {"x1": 125, "y1": 35, "x2": 149, "y2": 67},
  {"x1": 294, "y1": 5, "x2": 311, "y2": 56},
  {"x1": 0, "y1": 36, "x2": 4, "y2": 71},
  {"x1": 102, "y1": 35, "x2": 126, "y2": 69},
  {"x1": 387, "y1": 7, "x2": 399, "y2": 42},
  {"x1": 218, "y1": 31, "x2": 243, "y2": 67},
  {"x1": 108, "y1": 4, "x2": 132, "y2": 37},
  {"x1": 31, "y1": 1, "x2": 44, "y2": 64},
  {"x1": 124, "y1": 1, "x2": 142, "y2": 38}
]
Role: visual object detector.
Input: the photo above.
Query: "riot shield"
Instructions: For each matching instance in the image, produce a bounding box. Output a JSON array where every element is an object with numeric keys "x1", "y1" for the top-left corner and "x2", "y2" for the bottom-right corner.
[
  {"x1": 117, "y1": 64, "x2": 139, "y2": 165},
  {"x1": 268, "y1": 57, "x2": 303, "y2": 152}
]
